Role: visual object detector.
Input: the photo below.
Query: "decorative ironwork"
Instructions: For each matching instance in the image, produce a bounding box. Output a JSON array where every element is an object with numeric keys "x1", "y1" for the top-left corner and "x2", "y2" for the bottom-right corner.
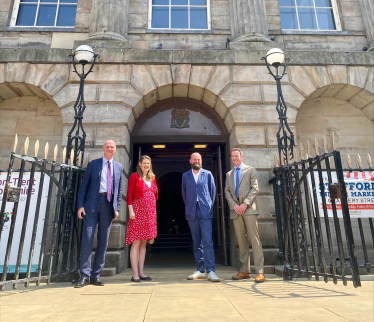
[
  {"x1": 5, "y1": 186, "x2": 21, "y2": 202},
  {"x1": 171, "y1": 108, "x2": 190, "y2": 129}
]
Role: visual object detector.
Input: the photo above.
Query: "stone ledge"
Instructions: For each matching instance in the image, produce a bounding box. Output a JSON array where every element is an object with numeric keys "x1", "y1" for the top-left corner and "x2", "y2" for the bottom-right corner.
[{"x1": 0, "y1": 48, "x2": 373, "y2": 66}]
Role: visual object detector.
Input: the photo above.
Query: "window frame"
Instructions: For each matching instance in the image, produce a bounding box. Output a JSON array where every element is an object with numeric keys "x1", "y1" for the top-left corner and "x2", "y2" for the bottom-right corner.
[
  {"x1": 10, "y1": 0, "x2": 78, "y2": 28},
  {"x1": 278, "y1": 0, "x2": 341, "y2": 32},
  {"x1": 148, "y1": 0, "x2": 211, "y2": 31}
]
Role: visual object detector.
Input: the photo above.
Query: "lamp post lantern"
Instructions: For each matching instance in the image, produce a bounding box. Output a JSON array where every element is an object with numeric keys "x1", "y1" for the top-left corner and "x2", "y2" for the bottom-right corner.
[
  {"x1": 262, "y1": 48, "x2": 295, "y2": 164},
  {"x1": 66, "y1": 45, "x2": 99, "y2": 166}
]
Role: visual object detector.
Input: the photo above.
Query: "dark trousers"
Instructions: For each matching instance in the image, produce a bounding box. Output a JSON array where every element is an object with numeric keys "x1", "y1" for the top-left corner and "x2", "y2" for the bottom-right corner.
[
  {"x1": 80, "y1": 194, "x2": 113, "y2": 279},
  {"x1": 187, "y1": 203, "x2": 215, "y2": 273}
]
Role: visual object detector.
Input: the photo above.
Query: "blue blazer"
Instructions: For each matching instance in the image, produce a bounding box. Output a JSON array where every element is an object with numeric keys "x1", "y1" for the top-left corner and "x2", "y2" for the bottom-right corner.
[
  {"x1": 77, "y1": 158, "x2": 123, "y2": 218},
  {"x1": 182, "y1": 169, "x2": 216, "y2": 220}
]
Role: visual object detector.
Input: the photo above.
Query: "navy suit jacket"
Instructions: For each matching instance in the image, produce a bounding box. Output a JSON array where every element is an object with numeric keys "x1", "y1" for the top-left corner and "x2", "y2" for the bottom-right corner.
[
  {"x1": 182, "y1": 169, "x2": 216, "y2": 220},
  {"x1": 77, "y1": 158, "x2": 123, "y2": 218}
]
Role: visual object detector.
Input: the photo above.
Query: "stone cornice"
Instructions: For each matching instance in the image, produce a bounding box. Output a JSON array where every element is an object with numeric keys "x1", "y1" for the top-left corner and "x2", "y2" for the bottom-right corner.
[{"x1": 0, "y1": 48, "x2": 373, "y2": 66}]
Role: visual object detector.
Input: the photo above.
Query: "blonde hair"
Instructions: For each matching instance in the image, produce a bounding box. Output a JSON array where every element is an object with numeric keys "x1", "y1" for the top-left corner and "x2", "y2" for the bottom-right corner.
[
  {"x1": 136, "y1": 155, "x2": 155, "y2": 181},
  {"x1": 231, "y1": 148, "x2": 244, "y2": 156}
]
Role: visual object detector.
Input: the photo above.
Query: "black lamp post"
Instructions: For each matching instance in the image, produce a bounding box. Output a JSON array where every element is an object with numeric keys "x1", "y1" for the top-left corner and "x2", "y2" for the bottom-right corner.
[
  {"x1": 262, "y1": 48, "x2": 295, "y2": 164},
  {"x1": 66, "y1": 45, "x2": 99, "y2": 166}
]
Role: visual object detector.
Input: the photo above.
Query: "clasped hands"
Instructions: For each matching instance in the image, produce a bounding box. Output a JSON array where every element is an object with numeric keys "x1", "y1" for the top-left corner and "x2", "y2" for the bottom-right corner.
[
  {"x1": 77, "y1": 207, "x2": 119, "y2": 221},
  {"x1": 233, "y1": 203, "x2": 248, "y2": 215}
]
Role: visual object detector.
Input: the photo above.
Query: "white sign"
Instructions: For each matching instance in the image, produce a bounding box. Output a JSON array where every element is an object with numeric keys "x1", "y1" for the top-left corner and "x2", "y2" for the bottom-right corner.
[
  {"x1": 0, "y1": 172, "x2": 50, "y2": 273},
  {"x1": 308, "y1": 171, "x2": 374, "y2": 218}
]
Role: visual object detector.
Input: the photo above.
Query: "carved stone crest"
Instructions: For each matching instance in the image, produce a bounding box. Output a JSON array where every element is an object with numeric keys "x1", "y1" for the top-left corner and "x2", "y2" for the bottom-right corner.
[{"x1": 171, "y1": 108, "x2": 190, "y2": 129}]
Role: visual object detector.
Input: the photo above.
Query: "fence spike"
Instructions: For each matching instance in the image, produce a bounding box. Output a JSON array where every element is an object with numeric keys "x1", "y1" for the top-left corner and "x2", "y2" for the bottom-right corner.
[
  {"x1": 34, "y1": 140, "x2": 39, "y2": 157},
  {"x1": 84, "y1": 153, "x2": 90, "y2": 168},
  {"x1": 323, "y1": 135, "x2": 328, "y2": 153},
  {"x1": 62, "y1": 147, "x2": 66, "y2": 163},
  {"x1": 286, "y1": 148, "x2": 291, "y2": 164},
  {"x1": 274, "y1": 153, "x2": 279, "y2": 167},
  {"x1": 13, "y1": 133, "x2": 18, "y2": 153},
  {"x1": 300, "y1": 143, "x2": 305, "y2": 160},
  {"x1": 332, "y1": 132, "x2": 336, "y2": 151},
  {"x1": 357, "y1": 154, "x2": 362, "y2": 168},
  {"x1": 307, "y1": 140, "x2": 311, "y2": 157},
  {"x1": 314, "y1": 138, "x2": 319, "y2": 156},
  {"x1": 280, "y1": 154, "x2": 285, "y2": 166},
  {"x1": 367, "y1": 154, "x2": 372, "y2": 168},
  {"x1": 78, "y1": 151, "x2": 82, "y2": 166},
  {"x1": 305, "y1": 153, "x2": 309, "y2": 160},
  {"x1": 53, "y1": 144, "x2": 58, "y2": 162},
  {"x1": 347, "y1": 153, "x2": 352, "y2": 168},
  {"x1": 44, "y1": 142, "x2": 49, "y2": 160},
  {"x1": 70, "y1": 149, "x2": 74, "y2": 165},
  {"x1": 24, "y1": 137, "x2": 29, "y2": 155},
  {"x1": 294, "y1": 147, "x2": 299, "y2": 162}
]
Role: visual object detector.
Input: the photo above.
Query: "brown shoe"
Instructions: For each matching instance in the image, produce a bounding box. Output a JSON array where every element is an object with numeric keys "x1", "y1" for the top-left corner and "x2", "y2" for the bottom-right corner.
[
  {"x1": 255, "y1": 273, "x2": 265, "y2": 283},
  {"x1": 232, "y1": 272, "x2": 250, "y2": 280}
]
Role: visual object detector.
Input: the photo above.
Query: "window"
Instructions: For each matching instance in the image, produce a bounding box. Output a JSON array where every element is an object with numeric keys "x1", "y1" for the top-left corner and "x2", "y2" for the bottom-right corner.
[
  {"x1": 279, "y1": 0, "x2": 340, "y2": 31},
  {"x1": 14, "y1": 0, "x2": 77, "y2": 27},
  {"x1": 150, "y1": 0, "x2": 210, "y2": 30}
]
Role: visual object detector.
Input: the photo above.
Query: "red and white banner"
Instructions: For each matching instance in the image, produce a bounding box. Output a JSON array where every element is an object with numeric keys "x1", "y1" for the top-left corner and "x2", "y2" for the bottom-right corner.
[{"x1": 308, "y1": 171, "x2": 374, "y2": 218}]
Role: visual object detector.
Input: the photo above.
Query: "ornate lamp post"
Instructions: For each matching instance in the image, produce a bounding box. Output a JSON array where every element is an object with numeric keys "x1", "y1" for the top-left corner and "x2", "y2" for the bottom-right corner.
[
  {"x1": 66, "y1": 45, "x2": 99, "y2": 166},
  {"x1": 262, "y1": 48, "x2": 295, "y2": 164}
]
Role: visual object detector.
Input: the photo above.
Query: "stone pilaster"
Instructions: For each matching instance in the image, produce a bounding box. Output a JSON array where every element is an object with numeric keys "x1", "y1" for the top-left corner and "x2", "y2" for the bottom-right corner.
[
  {"x1": 229, "y1": 0, "x2": 271, "y2": 42},
  {"x1": 88, "y1": 0, "x2": 128, "y2": 41},
  {"x1": 359, "y1": 0, "x2": 374, "y2": 51}
]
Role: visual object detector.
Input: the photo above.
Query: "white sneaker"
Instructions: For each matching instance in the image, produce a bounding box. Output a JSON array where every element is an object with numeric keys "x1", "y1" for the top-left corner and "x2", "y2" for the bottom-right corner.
[
  {"x1": 187, "y1": 271, "x2": 206, "y2": 280},
  {"x1": 207, "y1": 271, "x2": 220, "y2": 282}
]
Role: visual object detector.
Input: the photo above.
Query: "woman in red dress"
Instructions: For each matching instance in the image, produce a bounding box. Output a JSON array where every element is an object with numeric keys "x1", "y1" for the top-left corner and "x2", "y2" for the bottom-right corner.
[{"x1": 126, "y1": 155, "x2": 158, "y2": 282}]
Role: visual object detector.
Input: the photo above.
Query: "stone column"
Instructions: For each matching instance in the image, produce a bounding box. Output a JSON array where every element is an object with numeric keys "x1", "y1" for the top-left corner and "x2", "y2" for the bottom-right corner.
[
  {"x1": 229, "y1": 0, "x2": 271, "y2": 42},
  {"x1": 88, "y1": 0, "x2": 128, "y2": 41},
  {"x1": 359, "y1": 0, "x2": 374, "y2": 51}
]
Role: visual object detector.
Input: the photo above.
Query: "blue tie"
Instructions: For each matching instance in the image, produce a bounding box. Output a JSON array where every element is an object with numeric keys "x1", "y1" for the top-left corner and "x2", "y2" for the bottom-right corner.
[{"x1": 235, "y1": 167, "x2": 240, "y2": 199}]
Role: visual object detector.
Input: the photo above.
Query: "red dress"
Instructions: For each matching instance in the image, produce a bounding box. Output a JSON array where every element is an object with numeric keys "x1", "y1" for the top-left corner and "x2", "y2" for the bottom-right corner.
[{"x1": 126, "y1": 174, "x2": 158, "y2": 245}]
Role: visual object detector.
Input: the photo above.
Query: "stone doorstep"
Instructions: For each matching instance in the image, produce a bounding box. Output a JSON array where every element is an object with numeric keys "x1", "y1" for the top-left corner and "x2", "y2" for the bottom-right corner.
[
  {"x1": 250, "y1": 265, "x2": 275, "y2": 274},
  {"x1": 100, "y1": 267, "x2": 117, "y2": 277}
]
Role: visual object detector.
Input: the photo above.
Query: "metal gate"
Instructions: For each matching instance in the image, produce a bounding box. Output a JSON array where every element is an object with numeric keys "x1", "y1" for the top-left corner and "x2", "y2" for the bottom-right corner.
[
  {"x1": 271, "y1": 138, "x2": 368, "y2": 288},
  {"x1": 0, "y1": 138, "x2": 86, "y2": 290}
]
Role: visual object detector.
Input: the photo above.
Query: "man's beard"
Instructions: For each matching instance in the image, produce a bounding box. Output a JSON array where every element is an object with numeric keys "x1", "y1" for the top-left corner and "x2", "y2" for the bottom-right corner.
[{"x1": 191, "y1": 162, "x2": 202, "y2": 170}]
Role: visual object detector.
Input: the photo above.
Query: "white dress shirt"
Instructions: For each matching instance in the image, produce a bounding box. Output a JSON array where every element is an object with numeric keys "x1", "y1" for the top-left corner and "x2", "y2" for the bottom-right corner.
[
  {"x1": 192, "y1": 169, "x2": 200, "y2": 201},
  {"x1": 99, "y1": 157, "x2": 113, "y2": 193}
]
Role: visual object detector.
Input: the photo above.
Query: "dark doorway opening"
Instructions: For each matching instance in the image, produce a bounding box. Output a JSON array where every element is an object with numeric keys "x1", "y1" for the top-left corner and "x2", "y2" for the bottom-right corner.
[{"x1": 131, "y1": 143, "x2": 228, "y2": 267}]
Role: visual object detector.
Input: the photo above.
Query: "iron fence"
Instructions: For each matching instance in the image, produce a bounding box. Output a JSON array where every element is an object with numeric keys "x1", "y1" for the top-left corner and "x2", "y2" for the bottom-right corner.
[{"x1": 0, "y1": 137, "x2": 87, "y2": 290}]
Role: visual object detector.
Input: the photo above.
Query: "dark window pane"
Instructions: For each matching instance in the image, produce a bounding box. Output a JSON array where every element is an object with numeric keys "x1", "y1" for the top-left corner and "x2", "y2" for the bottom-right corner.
[
  {"x1": 298, "y1": 8, "x2": 317, "y2": 29},
  {"x1": 171, "y1": 7, "x2": 188, "y2": 28},
  {"x1": 190, "y1": 8, "x2": 207, "y2": 29},
  {"x1": 16, "y1": 4, "x2": 37, "y2": 26},
  {"x1": 152, "y1": 0, "x2": 169, "y2": 4},
  {"x1": 60, "y1": 0, "x2": 78, "y2": 3},
  {"x1": 171, "y1": 0, "x2": 188, "y2": 5},
  {"x1": 40, "y1": 0, "x2": 58, "y2": 2},
  {"x1": 56, "y1": 5, "x2": 77, "y2": 26},
  {"x1": 152, "y1": 7, "x2": 169, "y2": 28},
  {"x1": 36, "y1": 4, "x2": 57, "y2": 26},
  {"x1": 20, "y1": 0, "x2": 37, "y2": 2},
  {"x1": 316, "y1": 8, "x2": 335, "y2": 29},
  {"x1": 279, "y1": 8, "x2": 298, "y2": 29},
  {"x1": 278, "y1": 0, "x2": 295, "y2": 6},
  {"x1": 190, "y1": 0, "x2": 207, "y2": 5},
  {"x1": 315, "y1": 0, "x2": 332, "y2": 7},
  {"x1": 297, "y1": 0, "x2": 313, "y2": 6}
]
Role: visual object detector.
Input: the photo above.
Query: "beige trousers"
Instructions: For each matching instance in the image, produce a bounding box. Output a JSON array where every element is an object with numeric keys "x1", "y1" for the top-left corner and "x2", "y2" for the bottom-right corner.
[{"x1": 233, "y1": 214, "x2": 264, "y2": 274}]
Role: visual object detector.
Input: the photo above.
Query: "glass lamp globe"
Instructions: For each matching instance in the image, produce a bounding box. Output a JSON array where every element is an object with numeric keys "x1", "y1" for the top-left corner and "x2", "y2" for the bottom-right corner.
[
  {"x1": 74, "y1": 45, "x2": 95, "y2": 64},
  {"x1": 266, "y1": 48, "x2": 285, "y2": 66}
]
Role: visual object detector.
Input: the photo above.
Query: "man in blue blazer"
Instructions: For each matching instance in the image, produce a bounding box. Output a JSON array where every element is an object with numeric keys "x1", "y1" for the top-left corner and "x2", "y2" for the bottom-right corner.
[
  {"x1": 182, "y1": 152, "x2": 220, "y2": 282},
  {"x1": 75, "y1": 140, "x2": 123, "y2": 288}
]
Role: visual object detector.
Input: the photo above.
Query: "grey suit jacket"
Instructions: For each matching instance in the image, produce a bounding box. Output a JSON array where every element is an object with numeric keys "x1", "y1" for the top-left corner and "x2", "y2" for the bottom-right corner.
[{"x1": 224, "y1": 163, "x2": 259, "y2": 219}]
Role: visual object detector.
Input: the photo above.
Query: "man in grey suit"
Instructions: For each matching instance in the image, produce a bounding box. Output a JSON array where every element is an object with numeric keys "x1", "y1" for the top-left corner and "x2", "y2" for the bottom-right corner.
[{"x1": 224, "y1": 148, "x2": 265, "y2": 283}]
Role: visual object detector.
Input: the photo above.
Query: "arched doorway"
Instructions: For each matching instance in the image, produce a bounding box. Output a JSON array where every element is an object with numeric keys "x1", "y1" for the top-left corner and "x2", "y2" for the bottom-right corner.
[{"x1": 131, "y1": 98, "x2": 229, "y2": 266}]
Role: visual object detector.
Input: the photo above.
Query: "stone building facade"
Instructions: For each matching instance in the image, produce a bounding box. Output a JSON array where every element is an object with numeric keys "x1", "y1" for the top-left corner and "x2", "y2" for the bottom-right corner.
[{"x1": 0, "y1": 0, "x2": 373, "y2": 273}]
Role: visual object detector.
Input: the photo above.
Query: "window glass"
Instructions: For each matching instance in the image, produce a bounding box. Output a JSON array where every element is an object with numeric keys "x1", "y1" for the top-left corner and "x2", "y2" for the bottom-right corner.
[
  {"x1": 20, "y1": 0, "x2": 38, "y2": 2},
  {"x1": 279, "y1": 8, "x2": 298, "y2": 29},
  {"x1": 152, "y1": 7, "x2": 169, "y2": 28},
  {"x1": 171, "y1": 7, "x2": 188, "y2": 28},
  {"x1": 39, "y1": 0, "x2": 58, "y2": 2},
  {"x1": 190, "y1": 7, "x2": 207, "y2": 29},
  {"x1": 278, "y1": 0, "x2": 295, "y2": 5},
  {"x1": 298, "y1": 8, "x2": 317, "y2": 29},
  {"x1": 315, "y1": 0, "x2": 332, "y2": 6},
  {"x1": 36, "y1": 4, "x2": 57, "y2": 26},
  {"x1": 171, "y1": 0, "x2": 188, "y2": 5},
  {"x1": 16, "y1": 4, "x2": 37, "y2": 25},
  {"x1": 57, "y1": 5, "x2": 77, "y2": 26},
  {"x1": 297, "y1": 0, "x2": 313, "y2": 6},
  {"x1": 190, "y1": 0, "x2": 206, "y2": 5},
  {"x1": 316, "y1": 8, "x2": 335, "y2": 29},
  {"x1": 152, "y1": 0, "x2": 169, "y2": 4}
]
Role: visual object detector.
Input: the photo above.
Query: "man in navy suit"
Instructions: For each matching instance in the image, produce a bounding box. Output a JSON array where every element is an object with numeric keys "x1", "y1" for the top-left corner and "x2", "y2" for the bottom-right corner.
[
  {"x1": 182, "y1": 152, "x2": 220, "y2": 282},
  {"x1": 75, "y1": 139, "x2": 123, "y2": 288}
]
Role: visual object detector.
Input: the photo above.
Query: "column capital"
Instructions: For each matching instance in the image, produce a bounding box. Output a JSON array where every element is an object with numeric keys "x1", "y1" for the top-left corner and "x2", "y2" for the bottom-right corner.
[{"x1": 359, "y1": 0, "x2": 374, "y2": 51}]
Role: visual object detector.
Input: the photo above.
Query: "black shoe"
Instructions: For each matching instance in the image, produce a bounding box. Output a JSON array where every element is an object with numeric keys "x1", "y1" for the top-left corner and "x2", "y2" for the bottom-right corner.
[
  {"x1": 75, "y1": 277, "x2": 88, "y2": 288},
  {"x1": 131, "y1": 277, "x2": 141, "y2": 283},
  {"x1": 90, "y1": 277, "x2": 105, "y2": 286},
  {"x1": 139, "y1": 276, "x2": 152, "y2": 281}
]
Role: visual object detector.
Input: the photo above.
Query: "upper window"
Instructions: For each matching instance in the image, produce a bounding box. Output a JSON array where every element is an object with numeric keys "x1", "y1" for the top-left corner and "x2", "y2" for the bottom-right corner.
[
  {"x1": 279, "y1": 0, "x2": 340, "y2": 31},
  {"x1": 150, "y1": 0, "x2": 209, "y2": 30},
  {"x1": 14, "y1": 0, "x2": 77, "y2": 27}
]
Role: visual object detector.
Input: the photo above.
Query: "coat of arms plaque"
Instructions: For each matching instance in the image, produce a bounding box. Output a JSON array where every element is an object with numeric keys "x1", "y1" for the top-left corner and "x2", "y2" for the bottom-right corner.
[{"x1": 171, "y1": 108, "x2": 190, "y2": 129}]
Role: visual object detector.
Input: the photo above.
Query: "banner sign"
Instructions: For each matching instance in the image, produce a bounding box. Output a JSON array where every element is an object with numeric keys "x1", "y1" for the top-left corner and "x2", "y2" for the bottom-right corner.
[
  {"x1": 308, "y1": 171, "x2": 374, "y2": 218},
  {"x1": 0, "y1": 173, "x2": 50, "y2": 273}
]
